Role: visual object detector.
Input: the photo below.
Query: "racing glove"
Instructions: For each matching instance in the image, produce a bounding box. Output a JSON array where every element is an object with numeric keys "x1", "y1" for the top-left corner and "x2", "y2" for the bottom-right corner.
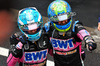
[
  {"x1": 10, "y1": 33, "x2": 27, "y2": 58},
  {"x1": 84, "y1": 36, "x2": 97, "y2": 52}
]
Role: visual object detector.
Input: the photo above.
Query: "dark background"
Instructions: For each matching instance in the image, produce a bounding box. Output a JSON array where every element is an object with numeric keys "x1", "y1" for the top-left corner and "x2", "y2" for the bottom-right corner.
[
  {"x1": 8, "y1": 0, "x2": 100, "y2": 28},
  {"x1": 0, "y1": 0, "x2": 10, "y2": 10},
  {"x1": 0, "y1": 0, "x2": 99, "y2": 27}
]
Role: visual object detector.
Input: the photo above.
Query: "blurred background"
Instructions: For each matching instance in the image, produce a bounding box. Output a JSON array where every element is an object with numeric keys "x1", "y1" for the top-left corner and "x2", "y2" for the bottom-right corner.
[
  {"x1": 0, "y1": 0, "x2": 100, "y2": 66},
  {"x1": 0, "y1": 0, "x2": 15, "y2": 44}
]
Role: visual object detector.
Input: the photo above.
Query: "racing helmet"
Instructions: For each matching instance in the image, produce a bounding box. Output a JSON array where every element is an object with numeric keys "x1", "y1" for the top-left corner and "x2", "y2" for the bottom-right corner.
[
  {"x1": 48, "y1": 0, "x2": 74, "y2": 32},
  {"x1": 17, "y1": 7, "x2": 43, "y2": 41}
]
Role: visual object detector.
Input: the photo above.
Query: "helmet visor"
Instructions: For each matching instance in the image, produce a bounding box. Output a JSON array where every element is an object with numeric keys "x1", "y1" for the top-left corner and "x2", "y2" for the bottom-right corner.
[
  {"x1": 50, "y1": 12, "x2": 74, "y2": 22},
  {"x1": 20, "y1": 22, "x2": 42, "y2": 35}
]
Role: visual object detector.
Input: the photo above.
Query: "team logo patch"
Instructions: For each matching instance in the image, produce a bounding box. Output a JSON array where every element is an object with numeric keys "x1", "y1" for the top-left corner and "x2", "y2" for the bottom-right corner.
[
  {"x1": 50, "y1": 37, "x2": 80, "y2": 51},
  {"x1": 24, "y1": 61, "x2": 46, "y2": 66},
  {"x1": 24, "y1": 49, "x2": 48, "y2": 63}
]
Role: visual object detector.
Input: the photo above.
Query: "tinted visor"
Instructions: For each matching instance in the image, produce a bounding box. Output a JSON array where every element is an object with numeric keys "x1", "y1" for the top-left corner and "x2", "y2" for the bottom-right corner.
[
  {"x1": 53, "y1": 18, "x2": 71, "y2": 25},
  {"x1": 50, "y1": 12, "x2": 75, "y2": 22}
]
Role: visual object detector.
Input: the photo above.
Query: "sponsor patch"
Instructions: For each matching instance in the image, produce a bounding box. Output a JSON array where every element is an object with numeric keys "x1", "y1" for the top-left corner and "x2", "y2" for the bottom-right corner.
[
  {"x1": 24, "y1": 49, "x2": 48, "y2": 63},
  {"x1": 55, "y1": 49, "x2": 77, "y2": 55}
]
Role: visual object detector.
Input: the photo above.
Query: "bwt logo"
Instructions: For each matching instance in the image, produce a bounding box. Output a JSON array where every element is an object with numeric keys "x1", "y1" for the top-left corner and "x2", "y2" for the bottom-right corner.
[
  {"x1": 25, "y1": 49, "x2": 48, "y2": 62},
  {"x1": 50, "y1": 38, "x2": 74, "y2": 49}
]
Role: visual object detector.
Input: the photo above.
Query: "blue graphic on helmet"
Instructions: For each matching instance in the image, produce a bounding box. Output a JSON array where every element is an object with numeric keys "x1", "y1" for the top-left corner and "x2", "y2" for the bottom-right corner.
[{"x1": 17, "y1": 7, "x2": 43, "y2": 41}]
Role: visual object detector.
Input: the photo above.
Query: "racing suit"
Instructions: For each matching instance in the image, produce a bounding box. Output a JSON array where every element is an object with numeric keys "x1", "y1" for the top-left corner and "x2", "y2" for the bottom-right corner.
[
  {"x1": 7, "y1": 31, "x2": 52, "y2": 66},
  {"x1": 44, "y1": 20, "x2": 96, "y2": 66}
]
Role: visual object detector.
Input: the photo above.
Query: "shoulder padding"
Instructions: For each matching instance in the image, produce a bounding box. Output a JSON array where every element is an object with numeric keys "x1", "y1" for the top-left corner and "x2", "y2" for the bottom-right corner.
[{"x1": 72, "y1": 20, "x2": 83, "y2": 32}]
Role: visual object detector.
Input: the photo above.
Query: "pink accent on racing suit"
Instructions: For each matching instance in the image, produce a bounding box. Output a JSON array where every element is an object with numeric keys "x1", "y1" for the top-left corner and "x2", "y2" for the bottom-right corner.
[
  {"x1": 77, "y1": 29, "x2": 90, "y2": 58},
  {"x1": 77, "y1": 29, "x2": 90, "y2": 40},
  {"x1": 7, "y1": 54, "x2": 19, "y2": 66},
  {"x1": 16, "y1": 42, "x2": 23, "y2": 49},
  {"x1": 79, "y1": 44, "x2": 82, "y2": 57},
  {"x1": 48, "y1": 49, "x2": 53, "y2": 56}
]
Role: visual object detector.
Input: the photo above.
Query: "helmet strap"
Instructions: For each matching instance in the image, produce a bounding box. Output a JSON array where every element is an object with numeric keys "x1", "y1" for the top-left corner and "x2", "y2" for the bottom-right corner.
[{"x1": 34, "y1": 41, "x2": 37, "y2": 45}]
